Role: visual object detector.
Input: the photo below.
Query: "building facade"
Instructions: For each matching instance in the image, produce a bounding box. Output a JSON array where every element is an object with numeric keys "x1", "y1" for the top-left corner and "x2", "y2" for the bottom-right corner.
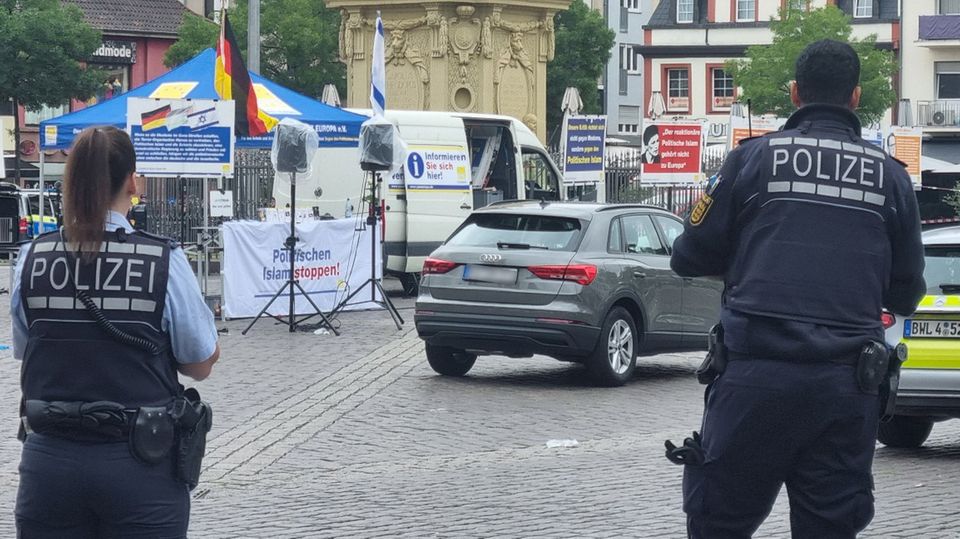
[
  {"x1": 899, "y1": 0, "x2": 960, "y2": 225},
  {"x1": 638, "y1": 0, "x2": 900, "y2": 144},
  {"x1": 11, "y1": 0, "x2": 189, "y2": 182},
  {"x1": 592, "y1": 0, "x2": 654, "y2": 139}
]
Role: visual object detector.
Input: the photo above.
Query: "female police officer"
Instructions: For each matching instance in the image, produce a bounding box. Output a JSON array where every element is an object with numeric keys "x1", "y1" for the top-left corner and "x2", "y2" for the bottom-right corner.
[{"x1": 10, "y1": 126, "x2": 220, "y2": 537}]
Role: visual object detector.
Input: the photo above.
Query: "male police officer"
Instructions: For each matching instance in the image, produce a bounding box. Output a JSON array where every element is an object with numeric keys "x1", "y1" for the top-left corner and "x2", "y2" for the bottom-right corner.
[{"x1": 670, "y1": 40, "x2": 925, "y2": 538}]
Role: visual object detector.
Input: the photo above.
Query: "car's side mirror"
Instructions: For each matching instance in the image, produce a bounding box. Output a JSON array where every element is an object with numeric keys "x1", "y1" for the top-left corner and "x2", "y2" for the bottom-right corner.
[{"x1": 626, "y1": 243, "x2": 638, "y2": 253}]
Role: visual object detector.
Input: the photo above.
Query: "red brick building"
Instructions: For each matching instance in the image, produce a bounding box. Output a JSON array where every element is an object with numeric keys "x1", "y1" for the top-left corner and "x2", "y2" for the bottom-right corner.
[{"x1": 12, "y1": 0, "x2": 191, "y2": 182}]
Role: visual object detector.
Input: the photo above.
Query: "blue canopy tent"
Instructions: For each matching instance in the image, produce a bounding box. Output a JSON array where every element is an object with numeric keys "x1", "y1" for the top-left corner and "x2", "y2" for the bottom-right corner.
[{"x1": 40, "y1": 48, "x2": 366, "y2": 150}]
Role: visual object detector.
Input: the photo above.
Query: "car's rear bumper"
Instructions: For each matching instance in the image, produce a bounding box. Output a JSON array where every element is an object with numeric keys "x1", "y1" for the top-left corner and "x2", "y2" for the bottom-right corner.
[
  {"x1": 894, "y1": 368, "x2": 960, "y2": 418},
  {"x1": 415, "y1": 310, "x2": 601, "y2": 359}
]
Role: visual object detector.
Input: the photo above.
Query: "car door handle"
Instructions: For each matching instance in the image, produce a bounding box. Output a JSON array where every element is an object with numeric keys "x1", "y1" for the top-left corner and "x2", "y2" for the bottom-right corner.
[
  {"x1": 460, "y1": 203, "x2": 472, "y2": 210},
  {"x1": 681, "y1": 277, "x2": 694, "y2": 282},
  {"x1": 633, "y1": 271, "x2": 647, "y2": 279}
]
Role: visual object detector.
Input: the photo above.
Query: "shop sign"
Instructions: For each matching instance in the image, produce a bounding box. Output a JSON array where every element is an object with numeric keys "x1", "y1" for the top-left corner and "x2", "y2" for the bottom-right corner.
[{"x1": 91, "y1": 40, "x2": 137, "y2": 65}]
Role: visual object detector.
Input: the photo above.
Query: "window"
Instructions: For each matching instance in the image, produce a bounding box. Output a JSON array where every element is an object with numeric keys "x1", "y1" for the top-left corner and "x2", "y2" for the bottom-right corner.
[
  {"x1": 936, "y1": 62, "x2": 960, "y2": 99},
  {"x1": 654, "y1": 216, "x2": 684, "y2": 251},
  {"x1": 677, "y1": 0, "x2": 694, "y2": 23},
  {"x1": 666, "y1": 68, "x2": 690, "y2": 111},
  {"x1": 853, "y1": 0, "x2": 873, "y2": 18},
  {"x1": 941, "y1": 0, "x2": 960, "y2": 15},
  {"x1": 621, "y1": 214, "x2": 666, "y2": 256},
  {"x1": 622, "y1": 0, "x2": 640, "y2": 12},
  {"x1": 608, "y1": 218, "x2": 623, "y2": 252},
  {"x1": 788, "y1": 0, "x2": 806, "y2": 9},
  {"x1": 618, "y1": 105, "x2": 640, "y2": 134},
  {"x1": 521, "y1": 151, "x2": 559, "y2": 200},
  {"x1": 620, "y1": 45, "x2": 639, "y2": 74},
  {"x1": 736, "y1": 0, "x2": 755, "y2": 21},
  {"x1": 446, "y1": 214, "x2": 583, "y2": 251},
  {"x1": 24, "y1": 103, "x2": 68, "y2": 125},
  {"x1": 711, "y1": 68, "x2": 736, "y2": 111}
]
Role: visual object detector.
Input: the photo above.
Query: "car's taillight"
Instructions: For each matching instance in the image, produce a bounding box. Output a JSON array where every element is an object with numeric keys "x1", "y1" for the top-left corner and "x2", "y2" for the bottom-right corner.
[
  {"x1": 528, "y1": 263, "x2": 597, "y2": 285},
  {"x1": 422, "y1": 257, "x2": 458, "y2": 274},
  {"x1": 18, "y1": 217, "x2": 27, "y2": 235},
  {"x1": 881, "y1": 311, "x2": 896, "y2": 329}
]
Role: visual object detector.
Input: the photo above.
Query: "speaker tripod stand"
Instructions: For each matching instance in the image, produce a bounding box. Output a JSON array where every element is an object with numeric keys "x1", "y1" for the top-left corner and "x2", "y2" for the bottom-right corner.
[
  {"x1": 329, "y1": 171, "x2": 403, "y2": 330},
  {"x1": 242, "y1": 171, "x2": 340, "y2": 336}
]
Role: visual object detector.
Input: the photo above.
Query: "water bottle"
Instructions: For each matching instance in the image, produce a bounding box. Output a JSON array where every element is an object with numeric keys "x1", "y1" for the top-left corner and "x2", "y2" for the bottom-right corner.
[{"x1": 344, "y1": 198, "x2": 353, "y2": 218}]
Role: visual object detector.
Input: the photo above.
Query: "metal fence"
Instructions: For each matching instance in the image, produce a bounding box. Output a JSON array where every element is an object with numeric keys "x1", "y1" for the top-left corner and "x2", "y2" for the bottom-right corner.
[
  {"x1": 141, "y1": 150, "x2": 274, "y2": 245},
  {"x1": 603, "y1": 153, "x2": 719, "y2": 216}
]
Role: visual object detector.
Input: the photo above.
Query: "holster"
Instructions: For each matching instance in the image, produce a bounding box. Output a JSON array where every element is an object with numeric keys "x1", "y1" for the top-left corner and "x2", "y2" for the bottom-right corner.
[
  {"x1": 170, "y1": 387, "x2": 213, "y2": 490},
  {"x1": 696, "y1": 324, "x2": 727, "y2": 385},
  {"x1": 129, "y1": 406, "x2": 176, "y2": 464},
  {"x1": 855, "y1": 341, "x2": 890, "y2": 395},
  {"x1": 880, "y1": 344, "x2": 908, "y2": 421}
]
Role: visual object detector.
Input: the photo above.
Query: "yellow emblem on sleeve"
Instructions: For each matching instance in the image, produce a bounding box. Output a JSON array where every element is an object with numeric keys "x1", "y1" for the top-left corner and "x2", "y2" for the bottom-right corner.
[{"x1": 689, "y1": 194, "x2": 713, "y2": 226}]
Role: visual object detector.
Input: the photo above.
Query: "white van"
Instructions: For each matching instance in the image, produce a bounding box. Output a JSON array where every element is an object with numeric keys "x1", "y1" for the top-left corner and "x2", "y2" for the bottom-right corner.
[{"x1": 274, "y1": 110, "x2": 603, "y2": 291}]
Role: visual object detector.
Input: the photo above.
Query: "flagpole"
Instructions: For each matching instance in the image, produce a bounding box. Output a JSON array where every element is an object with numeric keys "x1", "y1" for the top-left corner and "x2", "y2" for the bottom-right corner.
[{"x1": 248, "y1": 0, "x2": 260, "y2": 74}]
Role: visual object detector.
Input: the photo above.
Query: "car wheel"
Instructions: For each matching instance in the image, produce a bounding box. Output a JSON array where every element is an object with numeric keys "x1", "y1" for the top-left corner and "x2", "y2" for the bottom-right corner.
[
  {"x1": 877, "y1": 416, "x2": 934, "y2": 448},
  {"x1": 587, "y1": 306, "x2": 637, "y2": 387},
  {"x1": 425, "y1": 343, "x2": 477, "y2": 377},
  {"x1": 399, "y1": 272, "x2": 420, "y2": 297}
]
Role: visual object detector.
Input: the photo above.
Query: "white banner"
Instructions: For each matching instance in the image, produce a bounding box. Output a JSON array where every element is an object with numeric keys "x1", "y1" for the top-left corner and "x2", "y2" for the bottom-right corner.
[{"x1": 221, "y1": 218, "x2": 382, "y2": 319}]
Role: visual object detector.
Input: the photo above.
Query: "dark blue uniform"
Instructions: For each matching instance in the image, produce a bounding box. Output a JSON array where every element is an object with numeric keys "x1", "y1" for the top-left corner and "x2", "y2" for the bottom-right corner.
[
  {"x1": 15, "y1": 228, "x2": 190, "y2": 538},
  {"x1": 671, "y1": 104, "x2": 925, "y2": 538}
]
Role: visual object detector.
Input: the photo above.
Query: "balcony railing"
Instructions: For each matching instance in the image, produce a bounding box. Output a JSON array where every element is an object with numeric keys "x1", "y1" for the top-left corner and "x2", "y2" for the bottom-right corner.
[
  {"x1": 919, "y1": 15, "x2": 960, "y2": 41},
  {"x1": 917, "y1": 100, "x2": 960, "y2": 128}
]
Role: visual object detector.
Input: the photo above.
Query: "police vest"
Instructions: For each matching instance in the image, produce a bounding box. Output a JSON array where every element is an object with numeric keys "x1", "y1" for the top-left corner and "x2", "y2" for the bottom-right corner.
[
  {"x1": 20, "y1": 229, "x2": 179, "y2": 408},
  {"x1": 724, "y1": 121, "x2": 906, "y2": 330}
]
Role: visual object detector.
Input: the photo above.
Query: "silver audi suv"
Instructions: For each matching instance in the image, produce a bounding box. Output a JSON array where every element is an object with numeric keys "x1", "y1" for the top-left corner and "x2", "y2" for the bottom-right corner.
[{"x1": 414, "y1": 201, "x2": 723, "y2": 386}]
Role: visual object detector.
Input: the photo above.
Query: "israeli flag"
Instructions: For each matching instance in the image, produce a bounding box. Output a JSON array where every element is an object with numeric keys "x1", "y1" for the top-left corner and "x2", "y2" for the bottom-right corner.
[{"x1": 370, "y1": 12, "x2": 386, "y2": 118}]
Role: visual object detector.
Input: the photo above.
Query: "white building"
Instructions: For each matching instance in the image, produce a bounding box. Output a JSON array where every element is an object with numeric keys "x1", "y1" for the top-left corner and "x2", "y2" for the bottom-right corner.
[{"x1": 638, "y1": 0, "x2": 900, "y2": 144}]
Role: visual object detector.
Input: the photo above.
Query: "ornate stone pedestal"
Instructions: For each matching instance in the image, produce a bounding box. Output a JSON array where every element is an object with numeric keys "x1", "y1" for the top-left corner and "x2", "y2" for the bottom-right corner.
[{"x1": 330, "y1": 0, "x2": 568, "y2": 142}]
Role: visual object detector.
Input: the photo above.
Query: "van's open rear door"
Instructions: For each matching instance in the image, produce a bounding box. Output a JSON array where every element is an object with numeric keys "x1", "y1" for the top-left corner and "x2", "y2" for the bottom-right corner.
[{"x1": 395, "y1": 116, "x2": 473, "y2": 274}]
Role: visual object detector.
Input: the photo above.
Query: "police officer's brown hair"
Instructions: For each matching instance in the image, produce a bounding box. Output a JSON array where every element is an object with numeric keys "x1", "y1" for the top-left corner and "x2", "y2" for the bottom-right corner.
[
  {"x1": 795, "y1": 39, "x2": 860, "y2": 108},
  {"x1": 62, "y1": 126, "x2": 136, "y2": 258}
]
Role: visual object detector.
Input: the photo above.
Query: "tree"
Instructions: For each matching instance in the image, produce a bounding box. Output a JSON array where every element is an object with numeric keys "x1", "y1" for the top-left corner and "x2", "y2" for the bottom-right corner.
[
  {"x1": 726, "y1": 5, "x2": 897, "y2": 126},
  {"x1": 0, "y1": 0, "x2": 101, "y2": 182},
  {"x1": 164, "y1": 0, "x2": 345, "y2": 98},
  {"x1": 546, "y1": 0, "x2": 614, "y2": 141},
  {"x1": 164, "y1": 12, "x2": 219, "y2": 68}
]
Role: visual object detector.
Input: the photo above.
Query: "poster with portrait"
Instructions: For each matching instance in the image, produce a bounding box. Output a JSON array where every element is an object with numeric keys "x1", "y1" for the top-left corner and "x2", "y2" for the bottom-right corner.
[
  {"x1": 884, "y1": 126, "x2": 923, "y2": 190},
  {"x1": 640, "y1": 122, "x2": 705, "y2": 184}
]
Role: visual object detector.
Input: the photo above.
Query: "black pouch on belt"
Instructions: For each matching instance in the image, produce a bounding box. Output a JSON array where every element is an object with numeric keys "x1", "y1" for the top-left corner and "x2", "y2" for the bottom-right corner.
[
  {"x1": 856, "y1": 341, "x2": 890, "y2": 395},
  {"x1": 129, "y1": 406, "x2": 176, "y2": 464}
]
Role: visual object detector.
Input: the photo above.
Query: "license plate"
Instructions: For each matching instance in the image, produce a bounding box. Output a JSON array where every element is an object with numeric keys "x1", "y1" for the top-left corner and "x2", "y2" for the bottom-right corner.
[
  {"x1": 905, "y1": 320, "x2": 960, "y2": 338},
  {"x1": 463, "y1": 264, "x2": 518, "y2": 284}
]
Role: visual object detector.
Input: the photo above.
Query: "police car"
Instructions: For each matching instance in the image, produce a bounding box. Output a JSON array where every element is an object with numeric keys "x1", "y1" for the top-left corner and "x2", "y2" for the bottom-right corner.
[
  {"x1": 882, "y1": 225, "x2": 960, "y2": 447},
  {"x1": 0, "y1": 183, "x2": 60, "y2": 259}
]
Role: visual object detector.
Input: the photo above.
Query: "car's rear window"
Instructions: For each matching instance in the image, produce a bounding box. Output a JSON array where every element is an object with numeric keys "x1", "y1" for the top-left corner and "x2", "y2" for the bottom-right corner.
[
  {"x1": 446, "y1": 213, "x2": 583, "y2": 251},
  {"x1": 923, "y1": 246, "x2": 960, "y2": 294}
]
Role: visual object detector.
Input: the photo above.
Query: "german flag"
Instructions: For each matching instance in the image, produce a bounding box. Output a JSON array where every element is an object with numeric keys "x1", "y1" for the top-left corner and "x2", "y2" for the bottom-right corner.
[
  {"x1": 215, "y1": 11, "x2": 277, "y2": 137},
  {"x1": 141, "y1": 104, "x2": 171, "y2": 131}
]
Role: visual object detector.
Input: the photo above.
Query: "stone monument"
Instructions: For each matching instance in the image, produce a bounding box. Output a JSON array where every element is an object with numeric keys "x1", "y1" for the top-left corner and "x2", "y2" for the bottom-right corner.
[{"x1": 330, "y1": 0, "x2": 568, "y2": 141}]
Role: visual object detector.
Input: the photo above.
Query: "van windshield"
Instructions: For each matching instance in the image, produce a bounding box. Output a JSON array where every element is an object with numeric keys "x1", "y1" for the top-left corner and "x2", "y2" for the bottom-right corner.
[{"x1": 446, "y1": 213, "x2": 583, "y2": 251}]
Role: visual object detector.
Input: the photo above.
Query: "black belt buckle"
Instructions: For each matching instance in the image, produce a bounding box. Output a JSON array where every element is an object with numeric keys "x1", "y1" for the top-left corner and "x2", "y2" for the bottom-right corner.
[{"x1": 856, "y1": 341, "x2": 889, "y2": 395}]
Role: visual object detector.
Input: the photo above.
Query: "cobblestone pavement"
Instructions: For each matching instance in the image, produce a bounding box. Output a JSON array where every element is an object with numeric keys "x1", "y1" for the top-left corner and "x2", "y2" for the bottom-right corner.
[{"x1": 0, "y1": 274, "x2": 959, "y2": 538}]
